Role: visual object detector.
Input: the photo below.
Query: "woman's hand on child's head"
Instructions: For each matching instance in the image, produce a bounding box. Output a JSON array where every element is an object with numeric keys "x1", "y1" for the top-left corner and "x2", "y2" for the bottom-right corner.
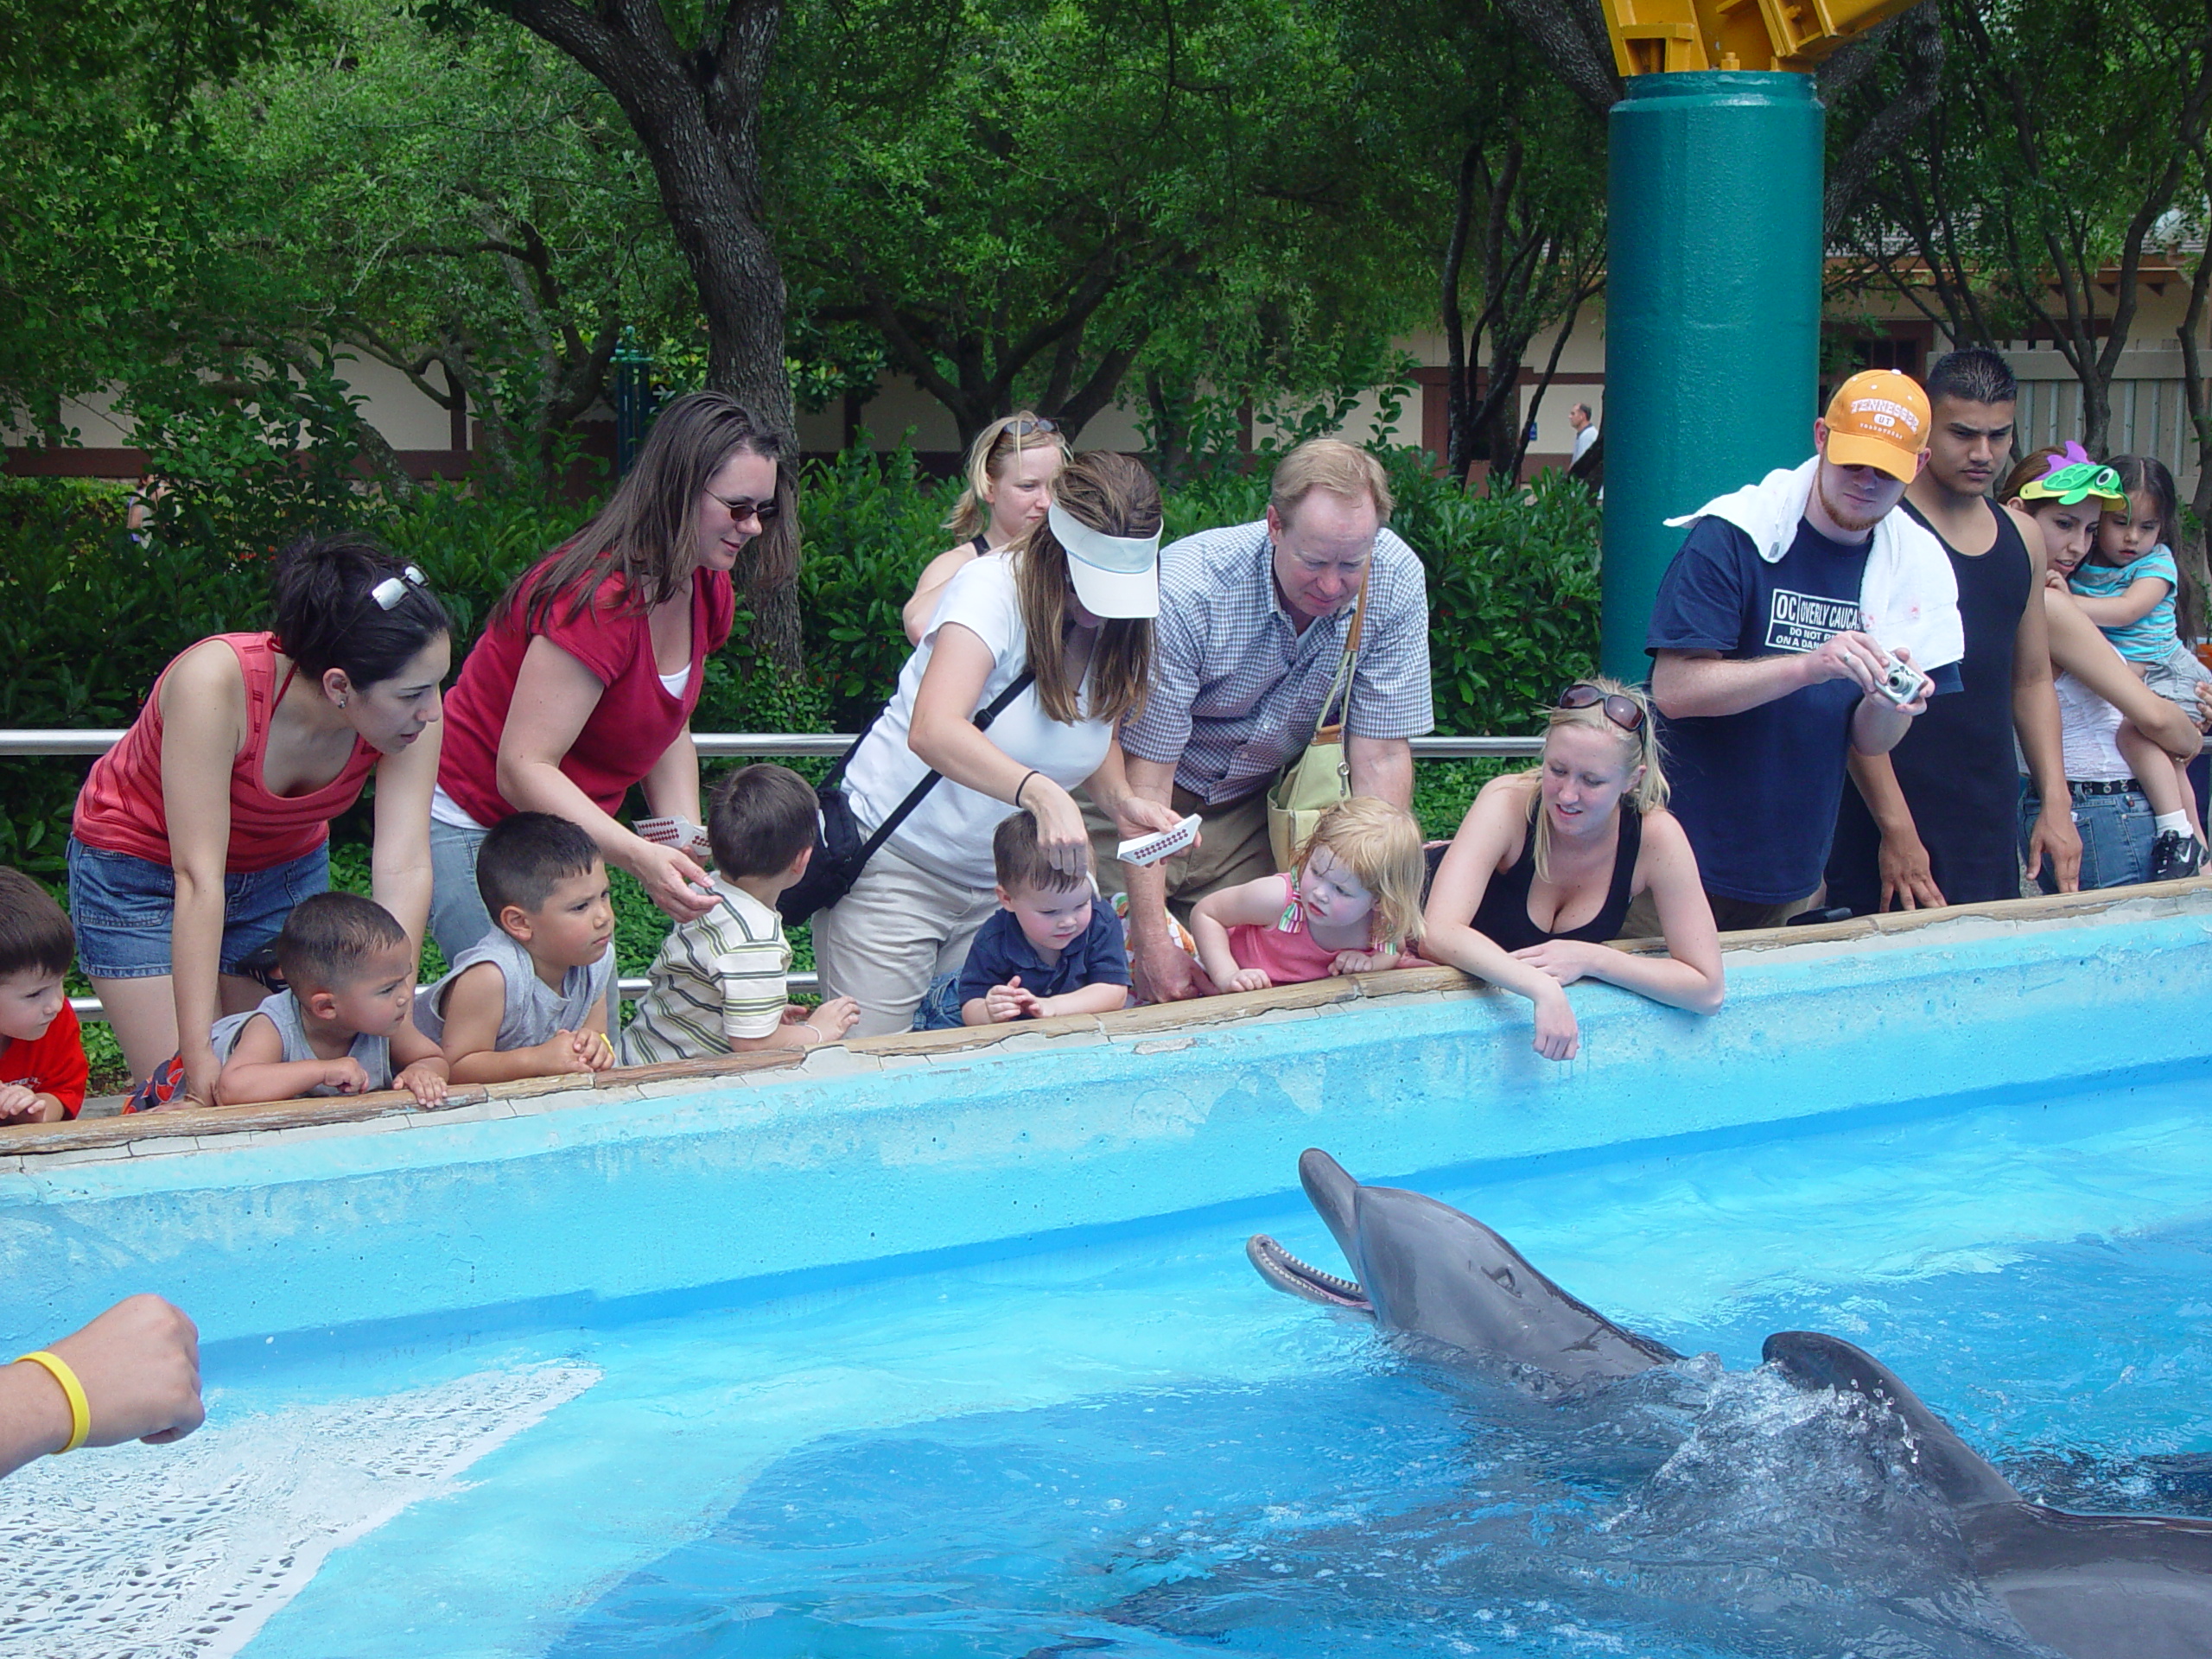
[
  {"x1": 1224, "y1": 968, "x2": 1274, "y2": 995},
  {"x1": 395, "y1": 1059, "x2": 448, "y2": 1107},
  {"x1": 807, "y1": 996, "x2": 861, "y2": 1041},
  {"x1": 324, "y1": 1058, "x2": 374, "y2": 1095},
  {"x1": 1022, "y1": 778, "x2": 1091, "y2": 880},
  {"x1": 985, "y1": 978, "x2": 1044, "y2": 1022}
]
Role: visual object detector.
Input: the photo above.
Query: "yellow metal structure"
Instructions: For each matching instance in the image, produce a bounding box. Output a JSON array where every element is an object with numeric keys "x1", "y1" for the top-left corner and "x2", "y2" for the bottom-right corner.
[{"x1": 1598, "y1": 0, "x2": 1925, "y2": 74}]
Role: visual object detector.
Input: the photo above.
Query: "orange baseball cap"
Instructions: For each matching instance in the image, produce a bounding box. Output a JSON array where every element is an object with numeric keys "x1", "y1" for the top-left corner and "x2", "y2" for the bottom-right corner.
[{"x1": 1822, "y1": 371, "x2": 1929, "y2": 481}]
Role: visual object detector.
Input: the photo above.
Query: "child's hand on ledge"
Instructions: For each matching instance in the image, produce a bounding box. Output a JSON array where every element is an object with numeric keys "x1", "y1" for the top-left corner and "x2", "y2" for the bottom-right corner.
[
  {"x1": 1328, "y1": 949, "x2": 1407, "y2": 976},
  {"x1": 563, "y1": 1028, "x2": 617, "y2": 1073},
  {"x1": 0, "y1": 1084, "x2": 58, "y2": 1124},
  {"x1": 394, "y1": 1059, "x2": 449, "y2": 1107},
  {"x1": 322, "y1": 1058, "x2": 374, "y2": 1096},
  {"x1": 804, "y1": 996, "x2": 861, "y2": 1044},
  {"x1": 985, "y1": 979, "x2": 1045, "y2": 1022},
  {"x1": 1224, "y1": 968, "x2": 1273, "y2": 994}
]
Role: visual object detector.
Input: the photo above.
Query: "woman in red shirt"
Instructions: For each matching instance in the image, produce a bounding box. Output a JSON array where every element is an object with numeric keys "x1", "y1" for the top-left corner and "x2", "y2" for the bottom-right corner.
[
  {"x1": 427, "y1": 392, "x2": 799, "y2": 957},
  {"x1": 69, "y1": 537, "x2": 452, "y2": 1103}
]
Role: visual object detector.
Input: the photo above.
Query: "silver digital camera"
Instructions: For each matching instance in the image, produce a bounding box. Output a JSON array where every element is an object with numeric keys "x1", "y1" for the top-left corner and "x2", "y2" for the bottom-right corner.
[{"x1": 1875, "y1": 652, "x2": 1923, "y2": 708}]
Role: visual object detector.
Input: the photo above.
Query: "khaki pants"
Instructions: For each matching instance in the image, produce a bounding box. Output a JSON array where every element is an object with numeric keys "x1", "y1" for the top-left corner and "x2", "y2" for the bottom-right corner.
[
  {"x1": 1620, "y1": 887, "x2": 1808, "y2": 941},
  {"x1": 810, "y1": 842, "x2": 1001, "y2": 1039},
  {"x1": 1084, "y1": 784, "x2": 1278, "y2": 923}
]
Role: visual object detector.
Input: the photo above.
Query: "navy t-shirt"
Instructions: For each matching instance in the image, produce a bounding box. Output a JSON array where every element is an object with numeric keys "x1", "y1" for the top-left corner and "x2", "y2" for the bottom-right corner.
[
  {"x1": 1644, "y1": 516, "x2": 1873, "y2": 904},
  {"x1": 957, "y1": 900, "x2": 1130, "y2": 1008}
]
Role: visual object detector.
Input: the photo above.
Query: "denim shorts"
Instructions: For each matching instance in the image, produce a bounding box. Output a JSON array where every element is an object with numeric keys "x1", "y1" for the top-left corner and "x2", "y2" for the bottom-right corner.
[
  {"x1": 66, "y1": 836, "x2": 330, "y2": 981},
  {"x1": 2019, "y1": 785, "x2": 2154, "y2": 893}
]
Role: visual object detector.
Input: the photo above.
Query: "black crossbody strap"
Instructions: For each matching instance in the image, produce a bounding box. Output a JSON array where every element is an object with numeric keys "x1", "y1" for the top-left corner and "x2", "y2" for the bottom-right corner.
[{"x1": 852, "y1": 667, "x2": 1038, "y2": 866}]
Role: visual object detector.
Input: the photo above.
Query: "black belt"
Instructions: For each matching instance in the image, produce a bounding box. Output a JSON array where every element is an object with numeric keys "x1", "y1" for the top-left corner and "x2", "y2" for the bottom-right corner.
[{"x1": 2067, "y1": 779, "x2": 2142, "y2": 798}]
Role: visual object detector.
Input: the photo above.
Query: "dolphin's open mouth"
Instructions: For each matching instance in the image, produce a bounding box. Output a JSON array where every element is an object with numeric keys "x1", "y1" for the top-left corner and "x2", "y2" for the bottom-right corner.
[{"x1": 1247, "y1": 1234, "x2": 1372, "y2": 1313}]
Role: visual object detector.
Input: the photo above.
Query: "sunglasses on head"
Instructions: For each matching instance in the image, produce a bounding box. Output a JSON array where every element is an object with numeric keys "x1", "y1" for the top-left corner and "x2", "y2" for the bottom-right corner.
[
  {"x1": 1007, "y1": 417, "x2": 1057, "y2": 436},
  {"x1": 369, "y1": 565, "x2": 429, "y2": 611},
  {"x1": 1558, "y1": 683, "x2": 1645, "y2": 733}
]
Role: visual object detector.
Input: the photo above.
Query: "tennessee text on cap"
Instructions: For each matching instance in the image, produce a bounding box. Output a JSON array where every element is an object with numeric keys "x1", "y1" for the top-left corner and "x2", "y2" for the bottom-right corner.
[
  {"x1": 1047, "y1": 499, "x2": 1160, "y2": 620},
  {"x1": 1823, "y1": 370, "x2": 1930, "y2": 482}
]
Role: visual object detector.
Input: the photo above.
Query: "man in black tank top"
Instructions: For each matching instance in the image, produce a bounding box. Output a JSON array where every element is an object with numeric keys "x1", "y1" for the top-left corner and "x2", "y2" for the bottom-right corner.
[{"x1": 1826, "y1": 349, "x2": 2080, "y2": 912}]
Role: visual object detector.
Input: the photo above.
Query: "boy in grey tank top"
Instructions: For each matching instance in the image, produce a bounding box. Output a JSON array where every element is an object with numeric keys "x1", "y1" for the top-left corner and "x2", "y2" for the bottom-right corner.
[
  {"x1": 416, "y1": 813, "x2": 618, "y2": 1083},
  {"x1": 212, "y1": 893, "x2": 449, "y2": 1106}
]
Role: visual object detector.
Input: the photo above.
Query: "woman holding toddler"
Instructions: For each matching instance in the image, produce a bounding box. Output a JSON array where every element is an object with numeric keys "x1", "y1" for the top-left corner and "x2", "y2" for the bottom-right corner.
[{"x1": 814, "y1": 451, "x2": 1187, "y2": 1036}]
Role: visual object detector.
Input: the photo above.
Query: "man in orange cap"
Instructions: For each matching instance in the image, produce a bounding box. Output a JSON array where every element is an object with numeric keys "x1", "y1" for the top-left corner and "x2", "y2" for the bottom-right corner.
[{"x1": 1628, "y1": 370, "x2": 1963, "y2": 933}]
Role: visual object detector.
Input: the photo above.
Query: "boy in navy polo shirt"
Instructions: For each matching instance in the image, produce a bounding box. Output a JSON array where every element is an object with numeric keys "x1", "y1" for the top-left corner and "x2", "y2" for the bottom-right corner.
[{"x1": 957, "y1": 814, "x2": 1132, "y2": 1025}]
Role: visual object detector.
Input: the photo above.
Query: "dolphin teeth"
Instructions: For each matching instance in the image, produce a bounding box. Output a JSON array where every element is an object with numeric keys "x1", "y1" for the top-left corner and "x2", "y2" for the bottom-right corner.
[{"x1": 1247, "y1": 1235, "x2": 1372, "y2": 1311}]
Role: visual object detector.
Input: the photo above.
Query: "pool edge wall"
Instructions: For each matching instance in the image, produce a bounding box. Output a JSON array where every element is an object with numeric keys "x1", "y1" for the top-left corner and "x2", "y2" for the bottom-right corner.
[{"x1": 5, "y1": 899, "x2": 2209, "y2": 1356}]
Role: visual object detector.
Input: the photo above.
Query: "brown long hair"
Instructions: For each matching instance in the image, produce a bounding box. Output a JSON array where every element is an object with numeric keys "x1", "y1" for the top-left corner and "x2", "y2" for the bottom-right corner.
[
  {"x1": 506, "y1": 391, "x2": 798, "y2": 632},
  {"x1": 1015, "y1": 451, "x2": 1156, "y2": 727}
]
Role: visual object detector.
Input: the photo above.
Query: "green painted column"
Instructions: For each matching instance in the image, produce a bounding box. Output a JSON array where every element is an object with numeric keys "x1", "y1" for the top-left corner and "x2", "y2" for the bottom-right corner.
[{"x1": 1599, "y1": 72, "x2": 1825, "y2": 682}]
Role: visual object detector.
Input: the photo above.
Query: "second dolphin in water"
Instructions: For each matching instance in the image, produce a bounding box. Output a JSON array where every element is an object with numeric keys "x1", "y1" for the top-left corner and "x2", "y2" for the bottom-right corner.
[{"x1": 1249, "y1": 1148, "x2": 2212, "y2": 1659}]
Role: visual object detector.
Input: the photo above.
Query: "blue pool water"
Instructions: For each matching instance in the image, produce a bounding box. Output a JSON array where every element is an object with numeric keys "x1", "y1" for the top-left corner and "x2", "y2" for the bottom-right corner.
[{"x1": 14, "y1": 1064, "x2": 2204, "y2": 1658}]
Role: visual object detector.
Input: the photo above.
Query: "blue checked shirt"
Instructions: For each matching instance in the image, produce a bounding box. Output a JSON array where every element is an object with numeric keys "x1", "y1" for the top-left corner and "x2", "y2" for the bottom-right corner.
[{"x1": 1120, "y1": 519, "x2": 1434, "y2": 804}]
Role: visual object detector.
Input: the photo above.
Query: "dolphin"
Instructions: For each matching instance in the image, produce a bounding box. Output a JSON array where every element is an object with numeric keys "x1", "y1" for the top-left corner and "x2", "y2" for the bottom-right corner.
[
  {"x1": 1246, "y1": 1147, "x2": 1680, "y2": 1383},
  {"x1": 1249, "y1": 1148, "x2": 2212, "y2": 1659},
  {"x1": 1764, "y1": 1330, "x2": 2212, "y2": 1659}
]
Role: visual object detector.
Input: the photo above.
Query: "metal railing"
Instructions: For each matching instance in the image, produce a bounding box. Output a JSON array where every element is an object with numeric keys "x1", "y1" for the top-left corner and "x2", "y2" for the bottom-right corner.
[
  {"x1": 13, "y1": 727, "x2": 1535, "y2": 1025},
  {"x1": 3, "y1": 730, "x2": 1546, "y2": 759}
]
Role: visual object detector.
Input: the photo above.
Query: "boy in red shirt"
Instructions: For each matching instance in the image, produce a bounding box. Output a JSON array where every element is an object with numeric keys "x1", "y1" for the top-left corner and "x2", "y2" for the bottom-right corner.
[{"x1": 0, "y1": 868, "x2": 87, "y2": 1122}]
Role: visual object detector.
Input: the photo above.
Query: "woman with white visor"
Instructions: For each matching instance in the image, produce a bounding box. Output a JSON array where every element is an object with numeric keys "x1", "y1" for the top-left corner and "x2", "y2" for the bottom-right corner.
[{"x1": 812, "y1": 450, "x2": 1187, "y2": 1036}]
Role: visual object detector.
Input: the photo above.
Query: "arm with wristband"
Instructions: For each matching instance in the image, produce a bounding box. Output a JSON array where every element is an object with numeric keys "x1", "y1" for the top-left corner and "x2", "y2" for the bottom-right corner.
[{"x1": 1, "y1": 1295, "x2": 203, "y2": 1478}]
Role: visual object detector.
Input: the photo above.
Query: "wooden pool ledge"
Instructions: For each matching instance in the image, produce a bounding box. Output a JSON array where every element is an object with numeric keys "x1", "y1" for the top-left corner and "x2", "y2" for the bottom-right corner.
[{"x1": 11, "y1": 876, "x2": 2208, "y2": 1160}]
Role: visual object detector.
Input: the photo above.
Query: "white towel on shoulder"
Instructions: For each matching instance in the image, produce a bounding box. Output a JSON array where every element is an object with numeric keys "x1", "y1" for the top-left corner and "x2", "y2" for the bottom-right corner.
[{"x1": 1664, "y1": 457, "x2": 1963, "y2": 671}]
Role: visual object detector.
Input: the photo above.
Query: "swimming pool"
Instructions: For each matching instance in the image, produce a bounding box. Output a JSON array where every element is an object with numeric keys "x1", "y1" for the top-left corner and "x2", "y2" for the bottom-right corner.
[{"x1": 3, "y1": 892, "x2": 2209, "y2": 1655}]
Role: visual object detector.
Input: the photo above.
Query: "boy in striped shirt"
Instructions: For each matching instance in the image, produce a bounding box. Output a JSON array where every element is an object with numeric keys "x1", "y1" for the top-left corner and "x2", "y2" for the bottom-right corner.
[{"x1": 623, "y1": 766, "x2": 859, "y2": 1063}]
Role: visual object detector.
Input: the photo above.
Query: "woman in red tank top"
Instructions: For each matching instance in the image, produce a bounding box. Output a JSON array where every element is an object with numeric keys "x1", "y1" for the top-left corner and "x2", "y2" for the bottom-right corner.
[
  {"x1": 427, "y1": 393, "x2": 799, "y2": 958},
  {"x1": 69, "y1": 536, "x2": 452, "y2": 1103}
]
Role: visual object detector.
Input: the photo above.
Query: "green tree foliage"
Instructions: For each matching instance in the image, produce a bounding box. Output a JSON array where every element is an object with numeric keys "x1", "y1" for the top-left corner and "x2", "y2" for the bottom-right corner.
[
  {"x1": 770, "y1": 0, "x2": 1421, "y2": 451},
  {"x1": 1831, "y1": 0, "x2": 2212, "y2": 457},
  {"x1": 201, "y1": 0, "x2": 692, "y2": 490}
]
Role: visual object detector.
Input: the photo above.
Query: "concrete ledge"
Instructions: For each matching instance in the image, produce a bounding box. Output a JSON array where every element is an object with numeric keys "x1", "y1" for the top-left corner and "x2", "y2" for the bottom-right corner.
[{"x1": 6, "y1": 875, "x2": 2203, "y2": 1161}]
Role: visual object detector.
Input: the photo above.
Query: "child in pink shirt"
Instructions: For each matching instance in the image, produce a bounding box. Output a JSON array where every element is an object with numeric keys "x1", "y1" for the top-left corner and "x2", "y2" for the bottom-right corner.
[{"x1": 1191, "y1": 798, "x2": 1425, "y2": 993}]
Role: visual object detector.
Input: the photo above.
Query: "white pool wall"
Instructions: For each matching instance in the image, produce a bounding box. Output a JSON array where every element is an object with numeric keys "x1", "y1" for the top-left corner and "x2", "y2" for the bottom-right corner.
[{"x1": 3, "y1": 898, "x2": 2209, "y2": 1356}]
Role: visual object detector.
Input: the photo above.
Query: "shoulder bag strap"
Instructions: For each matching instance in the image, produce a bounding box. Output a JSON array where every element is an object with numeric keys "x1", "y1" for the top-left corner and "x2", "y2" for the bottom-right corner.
[
  {"x1": 852, "y1": 667, "x2": 1039, "y2": 867},
  {"x1": 1314, "y1": 573, "x2": 1370, "y2": 740}
]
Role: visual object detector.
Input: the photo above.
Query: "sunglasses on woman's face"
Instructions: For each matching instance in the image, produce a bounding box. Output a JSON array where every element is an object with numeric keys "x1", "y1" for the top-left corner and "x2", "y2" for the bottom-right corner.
[
  {"x1": 1558, "y1": 683, "x2": 1645, "y2": 733},
  {"x1": 708, "y1": 493, "x2": 780, "y2": 524}
]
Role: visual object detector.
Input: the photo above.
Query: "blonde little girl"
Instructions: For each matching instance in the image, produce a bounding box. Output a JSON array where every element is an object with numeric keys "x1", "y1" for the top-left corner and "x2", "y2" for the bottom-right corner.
[{"x1": 1191, "y1": 798, "x2": 1425, "y2": 993}]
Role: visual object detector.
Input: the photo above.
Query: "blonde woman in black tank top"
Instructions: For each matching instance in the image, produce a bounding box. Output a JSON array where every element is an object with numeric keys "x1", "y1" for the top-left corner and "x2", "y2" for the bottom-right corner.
[
  {"x1": 1421, "y1": 679, "x2": 1723, "y2": 1062},
  {"x1": 902, "y1": 413, "x2": 1071, "y2": 644}
]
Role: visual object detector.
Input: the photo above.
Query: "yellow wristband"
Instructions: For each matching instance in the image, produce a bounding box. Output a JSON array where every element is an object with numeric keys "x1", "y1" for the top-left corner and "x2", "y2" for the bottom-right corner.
[{"x1": 15, "y1": 1350, "x2": 91, "y2": 1453}]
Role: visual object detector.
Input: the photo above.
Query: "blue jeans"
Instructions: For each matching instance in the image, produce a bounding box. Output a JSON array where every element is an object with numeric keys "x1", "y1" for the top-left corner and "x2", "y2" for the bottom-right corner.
[
  {"x1": 66, "y1": 837, "x2": 328, "y2": 980},
  {"x1": 428, "y1": 816, "x2": 493, "y2": 963},
  {"x1": 2021, "y1": 786, "x2": 2154, "y2": 893}
]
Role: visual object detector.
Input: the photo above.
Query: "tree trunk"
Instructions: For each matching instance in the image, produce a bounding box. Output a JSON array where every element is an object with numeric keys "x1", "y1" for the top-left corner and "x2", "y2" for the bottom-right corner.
[
  {"x1": 2177, "y1": 213, "x2": 2212, "y2": 638},
  {"x1": 496, "y1": 0, "x2": 803, "y2": 672}
]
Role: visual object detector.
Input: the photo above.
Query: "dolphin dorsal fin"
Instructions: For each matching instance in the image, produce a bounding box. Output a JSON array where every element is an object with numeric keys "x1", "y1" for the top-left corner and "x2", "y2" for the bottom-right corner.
[{"x1": 1764, "y1": 1331, "x2": 2021, "y2": 1510}]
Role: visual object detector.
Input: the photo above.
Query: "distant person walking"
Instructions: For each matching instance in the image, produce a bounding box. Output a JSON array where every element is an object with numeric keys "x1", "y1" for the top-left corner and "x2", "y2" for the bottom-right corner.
[
  {"x1": 1824, "y1": 348, "x2": 2079, "y2": 912},
  {"x1": 1568, "y1": 404, "x2": 1599, "y2": 467},
  {"x1": 1632, "y1": 371, "x2": 1961, "y2": 933}
]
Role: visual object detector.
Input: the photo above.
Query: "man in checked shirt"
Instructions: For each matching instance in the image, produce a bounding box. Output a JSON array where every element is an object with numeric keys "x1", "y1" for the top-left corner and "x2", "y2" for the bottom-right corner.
[{"x1": 1099, "y1": 439, "x2": 1434, "y2": 1002}]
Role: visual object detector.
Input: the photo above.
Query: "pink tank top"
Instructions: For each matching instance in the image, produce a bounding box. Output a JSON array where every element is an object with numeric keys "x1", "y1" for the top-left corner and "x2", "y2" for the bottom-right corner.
[
  {"x1": 73, "y1": 633, "x2": 378, "y2": 873},
  {"x1": 1224, "y1": 874, "x2": 1344, "y2": 985}
]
